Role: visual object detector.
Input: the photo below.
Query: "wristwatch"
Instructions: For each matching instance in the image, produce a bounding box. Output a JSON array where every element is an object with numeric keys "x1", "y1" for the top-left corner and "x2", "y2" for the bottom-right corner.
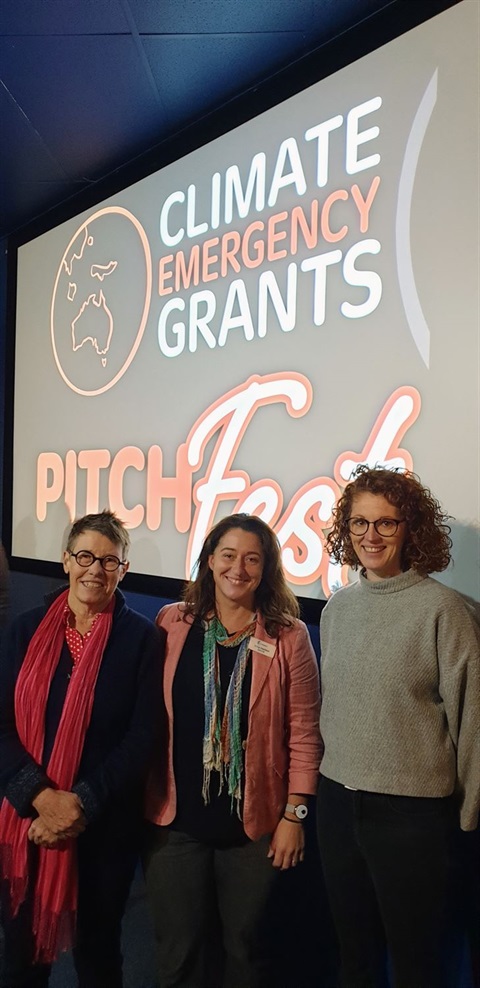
[{"x1": 285, "y1": 802, "x2": 308, "y2": 820}]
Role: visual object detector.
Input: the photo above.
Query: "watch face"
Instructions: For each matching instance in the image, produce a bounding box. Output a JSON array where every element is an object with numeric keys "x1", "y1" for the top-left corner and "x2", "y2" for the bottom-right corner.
[{"x1": 295, "y1": 804, "x2": 308, "y2": 819}]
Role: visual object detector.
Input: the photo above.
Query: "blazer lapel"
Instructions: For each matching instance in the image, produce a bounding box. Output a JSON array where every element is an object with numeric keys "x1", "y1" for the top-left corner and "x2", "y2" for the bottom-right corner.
[
  {"x1": 249, "y1": 617, "x2": 278, "y2": 711},
  {"x1": 163, "y1": 617, "x2": 192, "y2": 720}
]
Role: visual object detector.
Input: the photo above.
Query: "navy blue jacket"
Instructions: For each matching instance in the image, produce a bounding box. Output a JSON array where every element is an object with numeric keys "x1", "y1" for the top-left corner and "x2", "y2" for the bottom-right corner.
[{"x1": 0, "y1": 588, "x2": 164, "y2": 831}]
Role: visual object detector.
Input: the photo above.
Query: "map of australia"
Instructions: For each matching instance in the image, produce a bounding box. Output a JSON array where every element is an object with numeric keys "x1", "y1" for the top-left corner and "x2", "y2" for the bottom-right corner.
[{"x1": 63, "y1": 227, "x2": 117, "y2": 367}]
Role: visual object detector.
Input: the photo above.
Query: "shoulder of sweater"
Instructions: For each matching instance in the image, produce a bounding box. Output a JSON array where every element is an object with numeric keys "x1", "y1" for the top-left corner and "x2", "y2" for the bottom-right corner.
[
  {"x1": 321, "y1": 573, "x2": 477, "y2": 616},
  {"x1": 415, "y1": 575, "x2": 469, "y2": 604},
  {"x1": 420, "y1": 576, "x2": 480, "y2": 624},
  {"x1": 321, "y1": 580, "x2": 359, "y2": 615}
]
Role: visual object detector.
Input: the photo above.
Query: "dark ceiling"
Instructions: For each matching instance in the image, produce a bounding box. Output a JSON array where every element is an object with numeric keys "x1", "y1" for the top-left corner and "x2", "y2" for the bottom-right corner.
[{"x1": 0, "y1": 0, "x2": 456, "y2": 243}]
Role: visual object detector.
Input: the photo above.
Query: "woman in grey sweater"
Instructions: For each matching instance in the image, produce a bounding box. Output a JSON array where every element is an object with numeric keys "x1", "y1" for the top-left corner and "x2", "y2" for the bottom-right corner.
[{"x1": 317, "y1": 466, "x2": 480, "y2": 988}]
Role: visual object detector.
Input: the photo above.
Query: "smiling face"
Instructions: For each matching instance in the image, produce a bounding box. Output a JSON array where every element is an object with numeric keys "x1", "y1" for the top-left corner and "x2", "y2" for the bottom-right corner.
[
  {"x1": 349, "y1": 492, "x2": 407, "y2": 582},
  {"x1": 208, "y1": 528, "x2": 264, "y2": 612},
  {"x1": 63, "y1": 530, "x2": 129, "y2": 615}
]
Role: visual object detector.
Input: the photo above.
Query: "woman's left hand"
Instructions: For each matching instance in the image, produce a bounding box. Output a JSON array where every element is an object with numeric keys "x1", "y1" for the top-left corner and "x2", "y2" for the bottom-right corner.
[{"x1": 267, "y1": 817, "x2": 305, "y2": 870}]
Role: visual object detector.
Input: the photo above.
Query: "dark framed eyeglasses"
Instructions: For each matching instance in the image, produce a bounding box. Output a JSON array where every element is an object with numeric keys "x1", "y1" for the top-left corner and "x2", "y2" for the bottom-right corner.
[
  {"x1": 69, "y1": 550, "x2": 126, "y2": 572},
  {"x1": 347, "y1": 517, "x2": 406, "y2": 537}
]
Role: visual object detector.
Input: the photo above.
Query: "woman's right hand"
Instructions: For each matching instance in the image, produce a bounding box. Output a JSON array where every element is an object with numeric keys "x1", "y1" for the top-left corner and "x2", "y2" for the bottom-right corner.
[
  {"x1": 27, "y1": 818, "x2": 63, "y2": 848},
  {"x1": 31, "y1": 787, "x2": 86, "y2": 838}
]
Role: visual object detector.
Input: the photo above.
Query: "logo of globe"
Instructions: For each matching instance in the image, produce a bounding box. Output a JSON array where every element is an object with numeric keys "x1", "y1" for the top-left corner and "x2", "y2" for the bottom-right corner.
[{"x1": 51, "y1": 206, "x2": 152, "y2": 396}]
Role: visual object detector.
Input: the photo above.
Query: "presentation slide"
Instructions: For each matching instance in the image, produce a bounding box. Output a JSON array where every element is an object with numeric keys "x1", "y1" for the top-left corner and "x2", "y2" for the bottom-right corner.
[{"x1": 10, "y1": 0, "x2": 479, "y2": 601}]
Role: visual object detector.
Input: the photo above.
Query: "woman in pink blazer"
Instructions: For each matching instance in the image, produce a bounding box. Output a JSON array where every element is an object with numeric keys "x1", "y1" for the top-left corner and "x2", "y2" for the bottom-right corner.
[{"x1": 144, "y1": 513, "x2": 321, "y2": 988}]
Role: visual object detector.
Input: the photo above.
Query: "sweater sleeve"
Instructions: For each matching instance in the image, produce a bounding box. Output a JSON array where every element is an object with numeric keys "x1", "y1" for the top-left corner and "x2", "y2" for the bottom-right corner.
[
  {"x1": 285, "y1": 622, "x2": 322, "y2": 795},
  {"x1": 437, "y1": 598, "x2": 480, "y2": 831}
]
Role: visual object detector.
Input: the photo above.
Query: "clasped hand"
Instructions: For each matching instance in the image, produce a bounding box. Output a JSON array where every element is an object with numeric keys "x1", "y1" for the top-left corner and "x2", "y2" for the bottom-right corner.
[{"x1": 28, "y1": 788, "x2": 86, "y2": 849}]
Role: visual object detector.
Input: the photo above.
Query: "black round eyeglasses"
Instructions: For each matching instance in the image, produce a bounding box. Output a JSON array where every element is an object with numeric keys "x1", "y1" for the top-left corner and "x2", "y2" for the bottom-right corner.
[
  {"x1": 347, "y1": 518, "x2": 406, "y2": 537},
  {"x1": 69, "y1": 550, "x2": 126, "y2": 572}
]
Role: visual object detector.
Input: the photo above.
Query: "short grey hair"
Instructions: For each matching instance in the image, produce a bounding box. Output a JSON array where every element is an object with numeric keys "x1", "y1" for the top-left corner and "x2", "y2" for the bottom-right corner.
[{"x1": 66, "y1": 510, "x2": 130, "y2": 558}]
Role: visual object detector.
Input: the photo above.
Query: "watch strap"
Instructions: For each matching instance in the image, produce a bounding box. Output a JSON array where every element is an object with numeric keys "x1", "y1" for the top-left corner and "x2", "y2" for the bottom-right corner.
[{"x1": 285, "y1": 801, "x2": 308, "y2": 819}]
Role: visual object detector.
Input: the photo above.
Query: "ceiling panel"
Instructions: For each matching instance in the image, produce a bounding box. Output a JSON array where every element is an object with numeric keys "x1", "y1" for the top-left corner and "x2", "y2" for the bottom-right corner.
[
  {"x1": 0, "y1": 0, "x2": 458, "y2": 240},
  {"x1": 0, "y1": 35, "x2": 166, "y2": 179},
  {"x1": 0, "y1": 83, "x2": 73, "y2": 233},
  {"x1": 0, "y1": 0, "x2": 130, "y2": 35},
  {"x1": 142, "y1": 32, "x2": 309, "y2": 124},
  {"x1": 128, "y1": 0, "x2": 316, "y2": 33}
]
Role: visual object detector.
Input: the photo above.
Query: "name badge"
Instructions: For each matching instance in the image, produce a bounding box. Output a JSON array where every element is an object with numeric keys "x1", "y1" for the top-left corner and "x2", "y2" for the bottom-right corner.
[{"x1": 249, "y1": 636, "x2": 276, "y2": 657}]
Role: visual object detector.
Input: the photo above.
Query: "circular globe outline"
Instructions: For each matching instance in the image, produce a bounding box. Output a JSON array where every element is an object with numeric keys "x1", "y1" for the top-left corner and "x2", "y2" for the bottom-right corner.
[{"x1": 50, "y1": 206, "x2": 152, "y2": 396}]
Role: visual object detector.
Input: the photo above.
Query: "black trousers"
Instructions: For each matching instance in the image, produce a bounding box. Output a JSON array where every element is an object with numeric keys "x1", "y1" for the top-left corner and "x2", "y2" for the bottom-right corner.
[
  {"x1": 142, "y1": 826, "x2": 276, "y2": 988},
  {"x1": 0, "y1": 825, "x2": 139, "y2": 988},
  {"x1": 316, "y1": 775, "x2": 456, "y2": 988}
]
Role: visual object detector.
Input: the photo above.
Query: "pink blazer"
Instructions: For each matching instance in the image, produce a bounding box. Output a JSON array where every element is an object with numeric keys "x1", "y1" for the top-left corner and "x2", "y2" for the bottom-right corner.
[{"x1": 145, "y1": 603, "x2": 322, "y2": 841}]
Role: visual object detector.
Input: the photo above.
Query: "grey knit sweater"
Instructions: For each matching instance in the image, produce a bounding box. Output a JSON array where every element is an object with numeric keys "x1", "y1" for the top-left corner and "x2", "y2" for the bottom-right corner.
[{"x1": 320, "y1": 569, "x2": 480, "y2": 831}]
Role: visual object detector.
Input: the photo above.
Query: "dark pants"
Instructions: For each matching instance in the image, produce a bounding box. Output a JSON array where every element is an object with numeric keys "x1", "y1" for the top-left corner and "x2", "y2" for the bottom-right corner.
[
  {"x1": 0, "y1": 825, "x2": 139, "y2": 988},
  {"x1": 316, "y1": 775, "x2": 456, "y2": 988},
  {"x1": 142, "y1": 826, "x2": 276, "y2": 988}
]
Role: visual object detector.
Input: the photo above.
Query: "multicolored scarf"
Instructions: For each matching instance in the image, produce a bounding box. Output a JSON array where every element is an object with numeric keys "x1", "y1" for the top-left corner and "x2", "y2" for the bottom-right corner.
[
  {"x1": 0, "y1": 588, "x2": 114, "y2": 963},
  {"x1": 202, "y1": 615, "x2": 255, "y2": 814}
]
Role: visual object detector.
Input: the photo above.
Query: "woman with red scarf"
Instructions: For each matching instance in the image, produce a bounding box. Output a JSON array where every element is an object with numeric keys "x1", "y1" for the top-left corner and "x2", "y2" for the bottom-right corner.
[{"x1": 0, "y1": 511, "x2": 163, "y2": 988}]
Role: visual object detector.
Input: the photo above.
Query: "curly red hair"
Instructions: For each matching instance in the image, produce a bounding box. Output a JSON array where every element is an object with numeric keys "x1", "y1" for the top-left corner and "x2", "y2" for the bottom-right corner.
[{"x1": 326, "y1": 466, "x2": 452, "y2": 575}]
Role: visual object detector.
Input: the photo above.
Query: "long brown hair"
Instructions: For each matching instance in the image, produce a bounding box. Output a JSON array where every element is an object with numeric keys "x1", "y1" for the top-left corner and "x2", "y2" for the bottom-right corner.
[
  {"x1": 326, "y1": 466, "x2": 452, "y2": 574},
  {"x1": 183, "y1": 513, "x2": 299, "y2": 636}
]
